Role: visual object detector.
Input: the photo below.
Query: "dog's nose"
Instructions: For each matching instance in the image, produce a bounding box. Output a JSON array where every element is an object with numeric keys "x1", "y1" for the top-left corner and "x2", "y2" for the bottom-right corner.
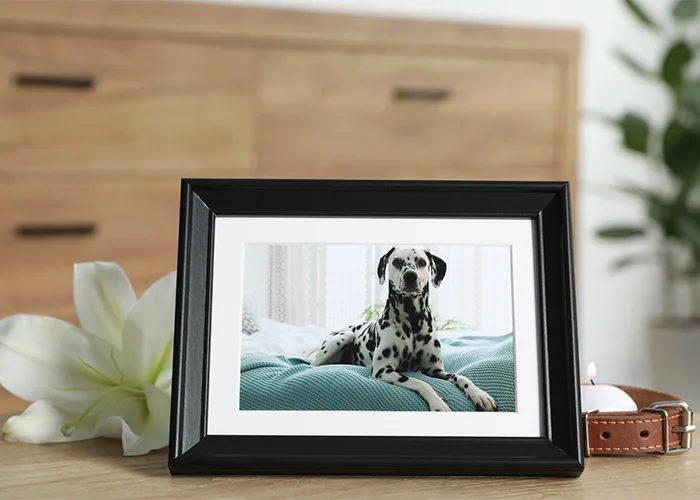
[{"x1": 404, "y1": 270, "x2": 418, "y2": 286}]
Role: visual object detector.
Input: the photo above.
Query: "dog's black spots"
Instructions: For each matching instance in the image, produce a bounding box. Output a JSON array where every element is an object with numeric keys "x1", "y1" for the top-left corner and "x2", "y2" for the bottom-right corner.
[
  {"x1": 426, "y1": 314, "x2": 434, "y2": 331},
  {"x1": 366, "y1": 338, "x2": 376, "y2": 352},
  {"x1": 402, "y1": 345, "x2": 408, "y2": 360},
  {"x1": 369, "y1": 351, "x2": 374, "y2": 360},
  {"x1": 336, "y1": 342, "x2": 340, "y2": 346},
  {"x1": 415, "y1": 350, "x2": 423, "y2": 361},
  {"x1": 388, "y1": 287, "x2": 398, "y2": 307},
  {"x1": 395, "y1": 331, "x2": 401, "y2": 338},
  {"x1": 375, "y1": 368, "x2": 385, "y2": 377},
  {"x1": 434, "y1": 339, "x2": 441, "y2": 348},
  {"x1": 392, "y1": 345, "x2": 399, "y2": 357},
  {"x1": 380, "y1": 320, "x2": 389, "y2": 329},
  {"x1": 385, "y1": 366, "x2": 395, "y2": 374},
  {"x1": 430, "y1": 354, "x2": 438, "y2": 363},
  {"x1": 377, "y1": 356, "x2": 382, "y2": 360},
  {"x1": 382, "y1": 348, "x2": 391, "y2": 358},
  {"x1": 402, "y1": 323, "x2": 410, "y2": 335},
  {"x1": 402, "y1": 296, "x2": 420, "y2": 332},
  {"x1": 451, "y1": 374, "x2": 457, "y2": 381},
  {"x1": 352, "y1": 343, "x2": 360, "y2": 354},
  {"x1": 359, "y1": 352, "x2": 365, "y2": 360},
  {"x1": 397, "y1": 375, "x2": 409, "y2": 383}
]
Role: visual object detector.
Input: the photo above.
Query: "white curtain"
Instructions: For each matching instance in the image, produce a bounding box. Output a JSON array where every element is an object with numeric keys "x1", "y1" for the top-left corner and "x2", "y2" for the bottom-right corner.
[{"x1": 268, "y1": 244, "x2": 323, "y2": 326}]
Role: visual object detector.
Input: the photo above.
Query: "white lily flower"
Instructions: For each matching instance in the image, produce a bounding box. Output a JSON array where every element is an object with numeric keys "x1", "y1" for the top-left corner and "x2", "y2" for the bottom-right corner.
[{"x1": 0, "y1": 263, "x2": 175, "y2": 456}]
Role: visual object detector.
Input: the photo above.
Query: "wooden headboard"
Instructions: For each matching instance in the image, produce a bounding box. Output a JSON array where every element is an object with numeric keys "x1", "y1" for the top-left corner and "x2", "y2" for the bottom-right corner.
[{"x1": 0, "y1": 1, "x2": 581, "y2": 322}]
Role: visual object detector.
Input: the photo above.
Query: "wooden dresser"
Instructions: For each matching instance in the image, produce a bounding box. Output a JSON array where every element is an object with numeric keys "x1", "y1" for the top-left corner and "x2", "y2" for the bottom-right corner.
[{"x1": 0, "y1": 1, "x2": 580, "y2": 324}]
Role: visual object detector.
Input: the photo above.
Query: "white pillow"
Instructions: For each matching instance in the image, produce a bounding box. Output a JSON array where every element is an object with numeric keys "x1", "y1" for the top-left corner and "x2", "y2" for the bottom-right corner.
[{"x1": 241, "y1": 300, "x2": 260, "y2": 336}]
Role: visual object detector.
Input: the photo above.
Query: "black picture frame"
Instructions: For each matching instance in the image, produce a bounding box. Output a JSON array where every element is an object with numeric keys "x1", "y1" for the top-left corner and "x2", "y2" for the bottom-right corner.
[{"x1": 168, "y1": 178, "x2": 583, "y2": 478}]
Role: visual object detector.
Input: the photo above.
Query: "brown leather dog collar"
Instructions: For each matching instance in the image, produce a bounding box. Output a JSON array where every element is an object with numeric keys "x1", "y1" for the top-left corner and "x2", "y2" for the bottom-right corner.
[{"x1": 583, "y1": 386, "x2": 695, "y2": 457}]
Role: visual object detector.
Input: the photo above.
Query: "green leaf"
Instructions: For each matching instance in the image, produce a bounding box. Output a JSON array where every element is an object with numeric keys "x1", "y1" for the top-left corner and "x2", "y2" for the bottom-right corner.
[
  {"x1": 622, "y1": 0, "x2": 661, "y2": 30},
  {"x1": 661, "y1": 40, "x2": 694, "y2": 93},
  {"x1": 596, "y1": 225, "x2": 647, "y2": 238},
  {"x1": 662, "y1": 120, "x2": 700, "y2": 178},
  {"x1": 620, "y1": 112, "x2": 651, "y2": 154},
  {"x1": 609, "y1": 184, "x2": 672, "y2": 229},
  {"x1": 575, "y1": 111, "x2": 652, "y2": 155},
  {"x1": 611, "y1": 253, "x2": 657, "y2": 270},
  {"x1": 672, "y1": 0, "x2": 699, "y2": 19},
  {"x1": 614, "y1": 48, "x2": 654, "y2": 78},
  {"x1": 684, "y1": 79, "x2": 700, "y2": 114},
  {"x1": 676, "y1": 212, "x2": 700, "y2": 249}
]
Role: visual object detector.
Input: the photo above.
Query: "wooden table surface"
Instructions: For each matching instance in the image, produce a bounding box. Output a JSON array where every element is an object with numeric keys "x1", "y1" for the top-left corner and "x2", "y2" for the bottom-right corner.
[{"x1": 0, "y1": 388, "x2": 698, "y2": 500}]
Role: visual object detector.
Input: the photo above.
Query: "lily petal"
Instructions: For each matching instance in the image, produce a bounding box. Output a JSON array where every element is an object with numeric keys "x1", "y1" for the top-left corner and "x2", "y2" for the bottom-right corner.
[
  {"x1": 120, "y1": 384, "x2": 171, "y2": 456},
  {"x1": 74, "y1": 262, "x2": 137, "y2": 347},
  {"x1": 122, "y1": 271, "x2": 176, "y2": 384},
  {"x1": 154, "y1": 355, "x2": 173, "y2": 393},
  {"x1": 2, "y1": 400, "x2": 122, "y2": 443},
  {"x1": 0, "y1": 315, "x2": 120, "y2": 412}
]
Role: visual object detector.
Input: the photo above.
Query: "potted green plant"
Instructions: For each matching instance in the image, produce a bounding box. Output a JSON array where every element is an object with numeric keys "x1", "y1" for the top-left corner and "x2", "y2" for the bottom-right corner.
[{"x1": 595, "y1": 0, "x2": 700, "y2": 324}]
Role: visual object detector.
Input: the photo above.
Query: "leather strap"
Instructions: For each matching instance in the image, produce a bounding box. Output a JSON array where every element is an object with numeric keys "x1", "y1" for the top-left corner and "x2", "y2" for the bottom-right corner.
[{"x1": 584, "y1": 386, "x2": 695, "y2": 456}]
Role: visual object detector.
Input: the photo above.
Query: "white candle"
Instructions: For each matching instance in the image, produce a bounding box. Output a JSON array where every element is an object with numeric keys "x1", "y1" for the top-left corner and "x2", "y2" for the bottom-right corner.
[{"x1": 580, "y1": 362, "x2": 637, "y2": 412}]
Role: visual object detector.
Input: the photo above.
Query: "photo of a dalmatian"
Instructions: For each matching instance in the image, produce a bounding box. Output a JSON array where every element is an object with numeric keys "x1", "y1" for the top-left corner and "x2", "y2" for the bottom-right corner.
[{"x1": 309, "y1": 247, "x2": 499, "y2": 412}]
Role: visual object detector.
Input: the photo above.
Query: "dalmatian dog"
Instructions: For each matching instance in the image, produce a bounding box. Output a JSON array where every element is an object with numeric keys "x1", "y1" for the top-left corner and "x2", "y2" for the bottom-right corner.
[{"x1": 310, "y1": 246, "x2": 499, "y2": 412}]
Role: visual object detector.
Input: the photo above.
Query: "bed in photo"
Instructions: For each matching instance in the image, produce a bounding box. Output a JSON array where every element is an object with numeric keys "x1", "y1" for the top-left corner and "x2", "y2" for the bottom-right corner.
[{"x1": 239, "y1": 243, "x2": 516, "y2": 413}]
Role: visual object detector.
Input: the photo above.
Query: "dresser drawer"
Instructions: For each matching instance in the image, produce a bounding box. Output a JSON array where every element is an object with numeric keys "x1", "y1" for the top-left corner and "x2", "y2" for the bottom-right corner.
[
  {"x1": 0, "y1": 178, "x2": 181, "y2": 322},
  {"x1": 257, "y1": 49, "x2": 560, "y2": 179},
  {"x1": 0, "y1": 31, "x2": 252, "y2": 176}
]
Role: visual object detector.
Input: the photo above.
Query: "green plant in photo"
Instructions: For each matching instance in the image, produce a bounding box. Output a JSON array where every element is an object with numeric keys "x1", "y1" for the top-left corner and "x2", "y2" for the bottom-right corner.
[
  {"x1": 435, "y1": 317, "x2": 473, "y2": 331},
  {"x1": 593, "y1": 0, "x2": 700, "y2": 319},
  {"x1": 360, "y1": 303, "x2": 385, "y2": 322}
]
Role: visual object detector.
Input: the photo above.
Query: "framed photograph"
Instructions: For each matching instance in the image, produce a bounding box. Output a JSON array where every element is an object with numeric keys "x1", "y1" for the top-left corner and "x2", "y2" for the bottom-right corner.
[{"x1": 168, "y1": 179, "x2": 583, "y2": 478}]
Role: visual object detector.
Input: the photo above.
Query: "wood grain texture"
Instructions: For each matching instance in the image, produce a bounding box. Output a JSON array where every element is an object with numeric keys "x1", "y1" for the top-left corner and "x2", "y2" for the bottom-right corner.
[
  {"x1": 0, "y1": 389, "x2": 696, "y2": 500},
  {"x1": 0, "y1": 1, "x2": 580, "y2": 56},
  {"x1": 0, "y1": 176, "x2": 182, "y2": 320},
  {"x1": 0, "y1": 1, "x2": 580, "y2": 353},
  {"x1": 258, "y1": 49, "x2": 559, "y2": 179},
  {"x1": 0, "y1": 31, "x2": 252, "y2": 174}
]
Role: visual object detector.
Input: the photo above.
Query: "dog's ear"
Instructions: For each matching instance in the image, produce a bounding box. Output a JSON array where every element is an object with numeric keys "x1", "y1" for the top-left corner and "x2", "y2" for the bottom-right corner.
[
  {"x1": 426, "y1": 251, "x2": 447, "y2": 288},
  {"x1": 377, "y1": 247, "x2": 395, "y2": 285}
]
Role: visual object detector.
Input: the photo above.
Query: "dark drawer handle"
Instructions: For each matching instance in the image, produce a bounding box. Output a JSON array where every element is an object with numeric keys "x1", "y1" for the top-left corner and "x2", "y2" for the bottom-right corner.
[
  {"x1": 15, "y1": 223, "x2": 97, "y2": 238},
  {"x1": 393, "y1": 87, "x2": 450, "y2": 102},
  {"x1": 13, "y1": 74, "x2": 96, "y2": 90}
]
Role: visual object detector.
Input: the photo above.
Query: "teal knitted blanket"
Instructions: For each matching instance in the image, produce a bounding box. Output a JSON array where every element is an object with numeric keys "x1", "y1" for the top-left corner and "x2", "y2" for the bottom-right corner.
[{"x1": 240, "y1": 333, "x2": 514, "y2": 412}]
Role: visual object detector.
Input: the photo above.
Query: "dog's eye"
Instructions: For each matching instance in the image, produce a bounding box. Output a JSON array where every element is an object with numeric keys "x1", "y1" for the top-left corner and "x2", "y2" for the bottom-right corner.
[
  {"x1": 392, "y1": 258, "x2": 401, "y2": 268},
  {"x1": 416, "y1": 259, "x2": 427, "y2": 268}
]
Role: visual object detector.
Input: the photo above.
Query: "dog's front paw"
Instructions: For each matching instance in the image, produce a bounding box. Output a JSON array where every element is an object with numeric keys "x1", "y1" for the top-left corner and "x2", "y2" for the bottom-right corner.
[
  {"x1": 465, "y1": 386, "x2": 499, "y2": 412},
  {"x1": 427, "y1": 396, "x2": 452, "y2": 412}
]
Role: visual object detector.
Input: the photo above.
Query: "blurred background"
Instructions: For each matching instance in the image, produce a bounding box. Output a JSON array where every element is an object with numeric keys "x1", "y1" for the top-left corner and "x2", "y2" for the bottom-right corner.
[
  {"x1": 243, "y1": 243, "x2": 513, "y2": 335},
  {"x1": 2, "y1": 0, "x2": 699, "y2": 410}
]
